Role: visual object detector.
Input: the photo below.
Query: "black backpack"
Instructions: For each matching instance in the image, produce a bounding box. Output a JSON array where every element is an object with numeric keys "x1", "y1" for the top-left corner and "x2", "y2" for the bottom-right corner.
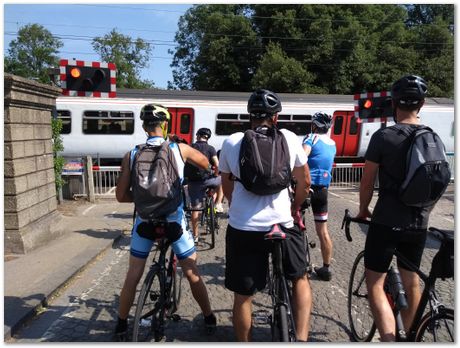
[
  {"x1": 238, "y1": 126, "x2": 292, "y2": 195},
  {"x1": 131, "y1": 141, "x2": 182, "y2": 219},
  {"x1": 397, "y1": 126, "x2": 451, "y2": 207}
]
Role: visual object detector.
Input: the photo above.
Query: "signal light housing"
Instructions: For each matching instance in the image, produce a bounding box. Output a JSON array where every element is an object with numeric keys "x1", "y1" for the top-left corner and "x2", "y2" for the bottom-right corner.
[
  {"x1": 59, "y1": 59, "x2": 116, "y2": 97},
  {"x1": 356, "y1": 93, "x2": 393, "y2": 121}
]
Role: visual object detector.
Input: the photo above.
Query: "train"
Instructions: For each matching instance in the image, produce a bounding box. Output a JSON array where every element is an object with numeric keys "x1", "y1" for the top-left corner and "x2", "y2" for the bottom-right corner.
[{"x1": 55, "y1": 89, "x2": 454, "y2": 166}]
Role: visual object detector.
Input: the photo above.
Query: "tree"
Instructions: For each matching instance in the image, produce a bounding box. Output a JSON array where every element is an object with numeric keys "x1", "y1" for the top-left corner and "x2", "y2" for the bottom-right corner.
[
  {"x1": 252, "y1": 42, "x2": 321, "y2": 93},
  {"x1": 171, "y1": 4, "x2": 258, "y2": 91},
  {"x1": 5, "y1": 24, "x2": 63, "y2": 84},
  {"x1": 92, "y1": 29, "x2": 154, "y2": 88}
]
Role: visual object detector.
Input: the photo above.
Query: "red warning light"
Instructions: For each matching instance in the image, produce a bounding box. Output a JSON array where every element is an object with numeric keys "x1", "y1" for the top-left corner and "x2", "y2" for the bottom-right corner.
[
  {"x1": 363, "y1": 99, "x2": 373, "y2": 109},
  {"x1": 70, "y1": 67, "x2": 81, "y2": 79}
]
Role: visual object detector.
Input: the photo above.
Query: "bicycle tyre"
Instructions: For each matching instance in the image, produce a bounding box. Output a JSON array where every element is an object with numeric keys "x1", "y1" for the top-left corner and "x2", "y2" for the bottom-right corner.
[
  {"x1": 167, "y1": 257, "x2": 183, "y2": 316},
  {"x1": 277, "y1": 304, "x2": 290, "y2": 342},
  {"x1": 347, "y1": 250, "x2": 376, "y2": 342},
  {"x1": 208, "y1": 198, "x2": 216, "y2": 249},
  {"x1": 132, "y1": 266, "x2": 162, "y2": 342},
  {"x1": 414, "y1": 307, "x2": 454, "y2": 342}
]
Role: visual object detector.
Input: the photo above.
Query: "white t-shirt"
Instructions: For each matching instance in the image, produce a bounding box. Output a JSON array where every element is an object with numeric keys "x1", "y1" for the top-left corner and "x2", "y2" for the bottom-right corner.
[{"x1": 219, "y1": 128, "x2": 308, "y2": 231}]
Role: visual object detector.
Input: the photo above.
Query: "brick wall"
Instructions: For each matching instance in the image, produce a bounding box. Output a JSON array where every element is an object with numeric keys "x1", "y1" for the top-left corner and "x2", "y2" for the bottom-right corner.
[{"x1": 4, "y1": 74, "x2": 63, "y2": 254}]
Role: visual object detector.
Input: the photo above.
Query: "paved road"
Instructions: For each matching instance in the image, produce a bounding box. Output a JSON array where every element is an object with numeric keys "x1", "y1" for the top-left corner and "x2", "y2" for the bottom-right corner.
[{"x1": 11, "y1": 187, "x2": 454, "y2": 342}]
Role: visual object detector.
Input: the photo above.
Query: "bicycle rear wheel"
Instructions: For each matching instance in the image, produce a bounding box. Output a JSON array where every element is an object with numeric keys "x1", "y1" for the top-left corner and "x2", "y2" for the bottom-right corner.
[
  {"x1": 132, "y1": 266, "x2": 163, "y2": 342},
  {"x1": 348, "y1": 250, "x2": 376, "y2": 342},
  {"x1": 166, "y1": 256, "x2": 183, "y2": 316},
  {"x1": 415, "y1": 308, "x2": 454, "y2": 342},
  {"x1": 205, "y1": 198, "x2": 216, "y2": 249}
]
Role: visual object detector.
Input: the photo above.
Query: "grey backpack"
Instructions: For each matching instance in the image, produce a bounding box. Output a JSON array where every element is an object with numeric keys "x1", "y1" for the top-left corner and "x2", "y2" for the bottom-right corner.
[
  {"x1": 398, "y1": 126, "x2": 451, "y2": 207},
  {"x1": 131, "y1": 141, "x2": 182, "y2": 219}
]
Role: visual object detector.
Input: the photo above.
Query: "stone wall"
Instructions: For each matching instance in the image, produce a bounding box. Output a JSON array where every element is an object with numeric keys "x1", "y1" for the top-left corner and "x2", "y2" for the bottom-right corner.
[{"x1": 4, "y1": 74, "x2": 63, "y2": 254}]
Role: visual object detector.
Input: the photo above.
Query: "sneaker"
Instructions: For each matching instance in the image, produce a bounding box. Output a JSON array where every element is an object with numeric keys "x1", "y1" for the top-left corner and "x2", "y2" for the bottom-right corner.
[
  {"x1": 204, "y1": 313, "x2": 217, "y2": 335},
  {"x1": 215, "y1": 203, "x2": 224, "y2": 214},
  {"x1": 314, "y1": 266, "x2": 332, "y2": 281},
  {"x1": 194, "y1": 235, "x2": 199, "y2": 243}
]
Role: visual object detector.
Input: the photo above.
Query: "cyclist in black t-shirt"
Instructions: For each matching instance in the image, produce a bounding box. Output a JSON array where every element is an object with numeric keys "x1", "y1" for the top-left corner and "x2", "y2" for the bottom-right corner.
[
  {"x1": 356, "y1": 75, "x2": 436, "y2": 341},
  {"x1": 184, "y1": 128, "x2": 224, "y2": 242}
]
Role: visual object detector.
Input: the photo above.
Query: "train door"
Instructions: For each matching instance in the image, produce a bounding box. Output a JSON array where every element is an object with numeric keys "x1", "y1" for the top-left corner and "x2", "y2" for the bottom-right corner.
[
  {"x1": 167, "y1": 108, "x2": 194, "y2": 144},
  {"x1": 331, "y1": 111, "x2": 361, "y2": 157}
]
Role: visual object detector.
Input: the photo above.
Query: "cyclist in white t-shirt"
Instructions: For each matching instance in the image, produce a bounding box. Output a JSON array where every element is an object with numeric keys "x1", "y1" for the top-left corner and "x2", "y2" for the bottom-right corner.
[{"x1": 219, "y1": 89, "x2": 312, "y2": 342}]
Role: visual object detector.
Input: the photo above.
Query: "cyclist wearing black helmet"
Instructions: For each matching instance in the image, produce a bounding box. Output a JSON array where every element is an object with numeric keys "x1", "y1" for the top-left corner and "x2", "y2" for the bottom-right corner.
[
  {"x1": 184, "y1": 127, "x2": 224, "y2": 242},
  {"x1": 114, "y1": 104, "x2": 216, "y2": 340},
  {"x1": 356, "y1": 75, "x2": 433, "y2": 341},
  {"x1": 302, "y1": 112, "x2": 336, "y2": 281},
  {"x1": 219, "y1": 89, "x2": 312, "y2": 341}
]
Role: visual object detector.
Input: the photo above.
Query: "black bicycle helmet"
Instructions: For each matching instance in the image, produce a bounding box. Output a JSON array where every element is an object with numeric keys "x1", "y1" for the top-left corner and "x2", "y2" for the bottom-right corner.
[
  {"x1": 391, "y1": 75, "x2": 428, "y2": 107},
  {"x1": 247, "y1": 88, "x2": 282, "y2": 118},
  {"x1": 196, "y1": 127, "x2": 212, "y2": 139},
  {"x1": 312, "y1": 112, "x2": 333, "y2": 131},
  {"x1": 140, "y1": 104, "x2": 170, "y2": 123}
]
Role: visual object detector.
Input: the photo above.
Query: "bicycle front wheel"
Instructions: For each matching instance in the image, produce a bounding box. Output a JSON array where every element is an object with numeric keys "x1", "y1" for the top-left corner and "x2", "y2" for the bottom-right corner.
[
  {"x1": 415, "y1": 307, "x2": 454, "y2": 342},
  {"x1": 348, "y1": 250, "x2": 376, "y2": 342},
  {"x1": 132, "y1": 266, "x2": 162, "y2": 342}
]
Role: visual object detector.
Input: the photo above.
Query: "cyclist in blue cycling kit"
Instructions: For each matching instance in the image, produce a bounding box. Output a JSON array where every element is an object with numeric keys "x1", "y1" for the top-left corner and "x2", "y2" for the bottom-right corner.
[
  {"x1": 114, "y1": 104, "x2": 216, "y2": 341},
  {"x1": 302, "y1": 112, "x2": 336, "y2": 281}
]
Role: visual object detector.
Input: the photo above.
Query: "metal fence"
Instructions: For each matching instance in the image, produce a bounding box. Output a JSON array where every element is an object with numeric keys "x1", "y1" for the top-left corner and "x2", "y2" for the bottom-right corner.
[{"x1": 62, "y1": 153, "x2": 455, "y2": 199}]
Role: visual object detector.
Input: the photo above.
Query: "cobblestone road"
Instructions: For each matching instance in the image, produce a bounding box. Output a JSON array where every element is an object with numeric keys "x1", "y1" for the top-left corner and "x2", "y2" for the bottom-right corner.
[{"x1": 13, "y1": 187, "x2": 454, "y2": 342}]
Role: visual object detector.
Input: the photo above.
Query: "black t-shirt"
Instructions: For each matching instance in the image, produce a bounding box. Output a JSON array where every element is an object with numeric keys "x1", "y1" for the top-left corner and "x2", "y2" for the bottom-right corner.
[
  {"x1": 184, "y1": 141, "x2": 217, "y2": 182},
  {"x1": 365, "y1": 123, "x2": 433, "y2": 229}
]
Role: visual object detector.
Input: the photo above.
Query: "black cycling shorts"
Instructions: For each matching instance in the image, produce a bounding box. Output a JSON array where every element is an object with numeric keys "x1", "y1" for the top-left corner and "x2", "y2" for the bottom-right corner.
[
  {"x1": 225, "y1": 224, "x2": 308, "y2": 296},
  {"x1": 311, "y1": 185, "x2": 329, "y2": 222},
  {"x1": 364, "y1": 223, "x2": 427, "y2": 273}
]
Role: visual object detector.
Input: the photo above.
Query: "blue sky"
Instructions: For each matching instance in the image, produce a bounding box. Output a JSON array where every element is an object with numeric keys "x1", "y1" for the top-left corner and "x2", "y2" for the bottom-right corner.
[{"x1": 4, "y1": 3, "x2": 192, "y2": 89}]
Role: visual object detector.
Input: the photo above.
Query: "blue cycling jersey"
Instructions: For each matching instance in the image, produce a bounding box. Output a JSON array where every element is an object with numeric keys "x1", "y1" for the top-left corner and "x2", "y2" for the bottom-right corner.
[{"x1": 303, "y1": 133, "x2": 336, "y2": 187}]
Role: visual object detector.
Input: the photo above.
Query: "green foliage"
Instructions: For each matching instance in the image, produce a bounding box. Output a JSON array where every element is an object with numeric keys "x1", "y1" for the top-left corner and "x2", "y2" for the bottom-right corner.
[
  {"x1": 51, "y1": 118, "x2": 65, "y2": 193},
  {"x1": 5, "y1": 24, "x2": 63, "y2": 84},
  {"x1": 170, "y1": 4, "x2": 453, "y2": 97},
  {"x1": 92, "y1": 29, "x2": 154, "y2": 88}
]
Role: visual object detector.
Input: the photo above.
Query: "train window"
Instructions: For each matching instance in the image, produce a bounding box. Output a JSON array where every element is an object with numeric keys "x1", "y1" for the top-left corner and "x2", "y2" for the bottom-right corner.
[
  {"x1": 82, "y1": 110, "x2": 134, "y2": 135},
  {"x1": 217, "y1": 114, "x2": 237, "y2": 120},
  {"x1": 215, "y1": 120, "x2": 250, "y2": 135},
  {"x1": 180, "y1": 114, "x2": 191, "y2": 134},
  {"x1": 278, "y1": 114, "x2": 290, "y2": 121},
  {"x1": 293, "y1": 114, "x2": 311, "y2": 121},
  {"x1": 278, "y1": 121, "x2": 310, "y2": 135},
  {"x1": 333, "y1": 116, "x2": 343, "y2": 135},
  {"x1": 57, "y1": 110, "x2": 71, "y2": 134},
  {"x1": 240, "y1": 114, "x2": 250, "y2": 120},
  {"x1": 349, "y1": 116, "x2": 358, "y2": 135}
]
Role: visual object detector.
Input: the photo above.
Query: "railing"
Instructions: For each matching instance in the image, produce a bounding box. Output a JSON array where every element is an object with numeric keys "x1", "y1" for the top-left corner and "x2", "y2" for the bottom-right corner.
[{"x1": 62, "y1": 154, "x2": 455, "y2": 200}]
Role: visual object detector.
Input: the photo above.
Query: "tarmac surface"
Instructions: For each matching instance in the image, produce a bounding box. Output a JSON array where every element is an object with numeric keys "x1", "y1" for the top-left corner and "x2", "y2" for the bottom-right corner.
[{"x1": 4, "y1": 185, "x2": 455, "y2": 342}]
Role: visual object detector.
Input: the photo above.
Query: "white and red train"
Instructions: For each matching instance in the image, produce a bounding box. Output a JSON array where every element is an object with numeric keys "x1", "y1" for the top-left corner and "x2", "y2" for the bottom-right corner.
[{"x1": 56, "y1": 89, "x2": 454, "y2": 165}]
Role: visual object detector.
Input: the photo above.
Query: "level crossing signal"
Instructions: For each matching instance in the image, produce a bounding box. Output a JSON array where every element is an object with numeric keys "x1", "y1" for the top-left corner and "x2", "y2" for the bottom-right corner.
[
  {"x1": 354, "y1": 91, "x2": 393, "y2": 122},
  {"x1": 59, "y1": 59, "x2": 116, "y2": 98}
]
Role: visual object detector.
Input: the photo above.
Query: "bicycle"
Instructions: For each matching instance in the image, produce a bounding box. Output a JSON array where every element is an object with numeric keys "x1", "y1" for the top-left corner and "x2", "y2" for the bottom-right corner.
[
  {"x1": 298, "y1": 196, "x2": 316, "y2": 274},
  {"x1": 199, "y1": 186, "x2": 219, "y2": 249},
  {"x1": 341, "y1": 209, "x2": 454, "y2": 342},
  {"x1": 265, "y1": 224, "x2": 297, "y2": 342},
  {"x1": 132, "y1": 220, "x2": 183, "y2": 342}
]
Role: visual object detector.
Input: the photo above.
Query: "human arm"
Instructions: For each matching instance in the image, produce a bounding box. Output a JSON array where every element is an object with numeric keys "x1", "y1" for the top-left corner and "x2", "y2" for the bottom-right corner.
[
  {"x1": 291, "y1": 164, "x2": 311, "y2": 214},
  {"x1": 302, "y1": 143, "x2": 312, "y2": 158},
  {"x1": 211, "y1": 155, "x2": 219, "y2": 176},
  {"x1": 221, "y1": 172, "x2": 234, "y2": 207},
  {"x1": 115, "y1": 152, "x2": 133, "y2": 202},
  {"x1": 178, "y1": 142, "x2": 210, "y2": 170},
  {"x1": 356, "y1": 160, "x2": 379, "y2": 219}
]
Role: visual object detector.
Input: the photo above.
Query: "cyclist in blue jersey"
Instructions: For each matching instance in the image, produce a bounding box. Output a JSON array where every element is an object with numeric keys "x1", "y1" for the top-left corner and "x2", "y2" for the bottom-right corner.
[
  {"x1": 114, "y1": 104, "x2": 216, "y2": 341},
  {"x1": 302, "y1": 112, "x2": 336, "y2": 281}
]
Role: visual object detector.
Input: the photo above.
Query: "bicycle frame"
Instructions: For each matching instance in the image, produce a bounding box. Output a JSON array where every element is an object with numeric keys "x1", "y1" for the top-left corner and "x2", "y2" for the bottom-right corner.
[{"x1": 342, "y1": 209, "x2": 454, "y2": 342}]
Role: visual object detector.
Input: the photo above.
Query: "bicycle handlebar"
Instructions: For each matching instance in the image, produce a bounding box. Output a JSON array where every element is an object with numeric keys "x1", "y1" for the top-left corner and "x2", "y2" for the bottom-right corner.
[{"x1": 341, "y1": 209, "x2": 371, "y2": 242}]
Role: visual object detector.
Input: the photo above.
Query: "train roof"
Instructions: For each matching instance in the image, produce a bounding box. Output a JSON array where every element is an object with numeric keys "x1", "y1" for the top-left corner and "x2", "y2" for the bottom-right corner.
[{"x1": 116, "y1": 88, "x2": 453, "y2": 106}]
